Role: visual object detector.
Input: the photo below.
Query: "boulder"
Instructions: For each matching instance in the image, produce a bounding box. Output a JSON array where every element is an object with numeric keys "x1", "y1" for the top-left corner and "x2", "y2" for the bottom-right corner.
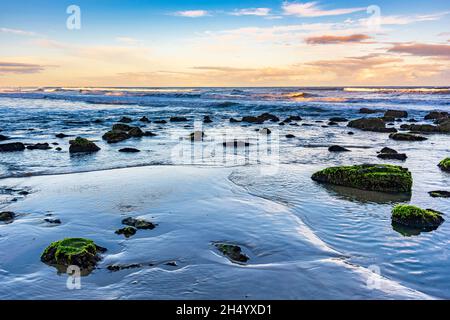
[
  {"x1": 0, "y1": 211, "x2": 15, "y2": 222},
  {"x1": 115, "y1": 226, "x2": 137, "y2": 238},
  {"x1": 328, "y1": 145, "x2": 350, "y2": 152},
  {"x1": 284, "y1": 115, "x2": 302, "y2": 122},
  {"x1": 242, "y1": 116, "x2": 263, "y2": 124},
  {"x1": 119, "y1": 148, "x2": 140, "y2": 153},
  {"x1": 429, "y1": 191, "x2": 450, "y2": 198},
  {"x1": 328, "y1": 121, "x2": 339, "y2": 126},
  {"x1": 258, "y1": 112, "x2": 280, "y2": 122},
  {"x1": 41, "y1": 238, "x2": 107, "y2": 272},
  {"x1": 378, "y1": 153, "x2": 407, "y2": 161},
  {"x1": 348, "y1": 118, "x2": 397, "y2": 133},
  {"x1": 214, "y1": 243, "x2": 249, "y2": 263},
  {"x1": 389, "y1": 133, "x2": 427, "y2": 141},
  {"x1": 311, "y1": 164, "x2": 412, "y2": 193},
  {"x1": 118, "y1": 117, "x2": 132, "y2": 123},
  {"x1": 391, "y1": 205, "x2": 444, "y2": 231},
  {"x1": 0, "y1": 142, "x2": 25, "y2": 152},
  {"x1": 69, "y1": 137, "x2": 101, "y2": 153},
  {"x1": 122, "y1": 217, "x2": 156, "y2": 230},
  {"x1": 102, "y1": 130, "x2": 130, "y2": 143},
  {"x1": 438, "y1": 158, "x2": 450, "y2": 172},
  {"x1": 385, "y1": 110, "x2": 408, "y2": 118}
]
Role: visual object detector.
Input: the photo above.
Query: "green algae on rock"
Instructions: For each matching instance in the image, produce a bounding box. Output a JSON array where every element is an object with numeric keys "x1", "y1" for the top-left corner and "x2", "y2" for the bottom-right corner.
[
  {"x1": 122, "y1": 217, "x2": 156, "y2": 230},
  {"x1": 214, "y1": 243, "x2": 249, "y2": 263},
  {"x1": 41, "y1": 238, "x2": 107, "y2": 272},
  {"x1": 115, "y1": 226, "x2": 137, "y2": 238},
  {"x1": 69, "y1": 137, "x2": 101, "y2": 153},
  {"x1": 438, "y1": 158, "x2": 450, "y2": 172},
  {"x1": 311, "y1": 164, "x2": 412, "y2": 193},
  {"x1": 391, "y1": 205, "x2": 444, "y2": 231}
]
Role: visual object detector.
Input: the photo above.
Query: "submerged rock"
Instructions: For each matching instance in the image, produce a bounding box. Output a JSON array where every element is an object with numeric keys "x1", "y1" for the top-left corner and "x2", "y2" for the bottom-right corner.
[
  {"x1": 119, "y1": 116, "x2": 133, "y2": 123},
  {"x1": 44, "y1": 218, "x2": 61, "y2": 224},
  {"x1": 328, "y1": 145, "x2": 350, "y2": 152},
  {"x1": 102, "y1": 130, "x2": 130, "y2": 143},
  {"x1": 328, "y1": 121, "x2": 339, "y2": 126},
  {"x1": 311, "y1": 164, "x2": 412, "y2": 193},
  {"x1": 107, "y1": 263, "x2": 142, "y2": 272},
  {"x1": 0, "y1": 142, "x2": 25, "y2": 152},
  {"x1": 69, "y1": 137, "x2": 101, "y2": 153},
  {"x1": 242, "y1": 113, "x2": 279, "y2": 124},
  {"x1": 41, "y1": 238, "x2": 107, "y2": 272},
  {"x1": 391, "y1": 204, "x2": 444, "y2": 231},
  {"x1": 429, "y1": 191, "x2": 450, "y2": 198},
  {"x1": 0, "y1": 211, "x2": 15, "y2": 222},
  {"x1": 115, "y1": 226, "x2": 137, "y2": 238},
  {"x1": 55, "y1": 133, "x2": 69, "y2": 138},
  {"x1": 214, "y1": 243, "x2": 249, "y2": 263},
  {"x1": 284, "y1": 115, "x2": 302, "y2": 122},
  {"x1": 170, "y1": 116, "x2": 188, "y2": 122},
  {"x1": 438, "y1": 158, "x2": 450, "y2": 172},
  {"x1": 389, "y1": 133, "x2": 427, "y2": 141},
  {"x1": 348, "y1": 118, "x2": 397, "y2": 133},
  {"x1": 154, "y1": 120, "x2": 167, "y2": 124},
  {"x1": 122, "y1": 217, "x2": 156, "y2": 230},
  {"x1": 385, "y1": 110, "x2": 408, "y2": 118},
  {"x1": 26, "y1": 143, "x2": 52, "y2": 150},
  {"x1": 119, "y1": 148, "x2": 140, "y2": 153}
]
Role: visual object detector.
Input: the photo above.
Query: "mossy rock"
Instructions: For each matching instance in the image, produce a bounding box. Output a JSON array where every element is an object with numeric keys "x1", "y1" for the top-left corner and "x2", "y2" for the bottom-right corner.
[
  {"x1": 311, "y1": 164, "x2": 412, "y2": 193},
  {"x1": 115, "y1": 226, "x2": 137, "y2": 238},
  {"x1": 438, "y1": 158, "x2": 450, "y2": 172},
  {"x1": 102, "y1": 130, "x2": 130, "y2": 143},
  {"x1": 214, "y1": 243, "x2": 249, "y2": 263},
  {"x1": 122, "y1": 217, "x2": 156, "y2": 230},
  {"x1": 69, "y1": 137, "x2": 100, "y2": 153},
  {"x1": 391, "y1": 205, "x2": 444, "y2": 231},
  {"x1": 41, "y1": 238, "x2": 107, "y2": 272}
]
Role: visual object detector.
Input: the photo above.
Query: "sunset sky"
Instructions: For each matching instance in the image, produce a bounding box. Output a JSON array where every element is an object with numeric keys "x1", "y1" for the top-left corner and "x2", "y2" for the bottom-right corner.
[{"x1": 1, "y1": 0, "x2": 449, "y2": 87}]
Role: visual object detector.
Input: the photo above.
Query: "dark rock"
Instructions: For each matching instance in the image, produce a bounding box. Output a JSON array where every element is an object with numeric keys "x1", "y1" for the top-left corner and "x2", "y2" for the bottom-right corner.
[
  {"x1": 382, "y1": 116, "x2": 396, "y2": 122},
  {"x1": 286, "y1": 134, "x2": 296, "y2": 139},
  {"x1": 93, "y1": 119, "x2": 103, "y2": 124},
  {"x1": 107, "y1": 264, "x2": 142, "y2": 272},
  {"x1": 284, "y1": 115, "x2": 302, "y2": 122},
  {"x1": 69, "y1": 137, "x2": 101, "y2": 153},
  {"x1": 119, "y1": 117, "x2": 133, "y2": 123},
  {"x1": 328, "y1": 121, "x2": 339, "y2": 126},
  {"x1": 139, "y1": 116, "x2": 150, "y2": 123},
  {"x1": 170, "y1": 116, "x2": 188, "y2": 122},
  {"x1": 0, "y1": 142, "x2": 25, "y2": 152},
  {"x1": 329, "y1": 117, "x2": 348, "y2": 122},
  {"x1": 389, "y1": 133, "x2": 427, "y2": 141},
  {"x1": 379, "y1": 147, "x2": 398, "y2": 154},
  {"x1": 408, "y1": 118, "x2": 418, "y2": 123},
  {"x1": 348, "y1": 118, "x2": 397, "y2": 133},
  {"x1": 154, "y1": 120, "x2": 167, "y2": 124},
  {"x1": 112, "y1": 123, "x2": 132, "y2": 132},
  {"x1": 115, "y1": 226, "x2": 137, "y2": 238},
  {"x1": 128, "y1": 127, "x2": 145, "y2": 138},
  {"x1": 144, "y1": 131, "x2": 157, "y2": 137},
  {"x1": 429, "y1": 191, "x2": 450, "y2": 198},
  {"x1": 27, "y1": 143, "x2": 51, "y2": 150},
  {"x1": 55, "y1": 147, "x2": 62, "y2": 151},
  {"x1": 243, "y1": 113, "x2": 279, "y2": 124},
  {"x1": 122, "y1": 217, "x2": 156, "y2": 230},
  {"x1": 0, "y1": 134, "x2": 9, "y2": 141},
  {"x1": 0, "y1": 211, "x2": 15, "y2": 222},
  {"x1": 41, "y1": 238, "x2": 107, "y2": 272},
  {"x1": 203, "y1": 116, "x2": 213, "y2": 123},
  {"x1": 328, "y1": 145, "x2": 350, "y2": 152},
  {"x1": 302, "y1": 123, "x2": 313, "y2": 126},
  {"x1": 378, "y1": 153, "x2": 407, "y2": 161},
  {"x1": 347, "y1": 131, "x2": 354, "y2": 135},
  {"x1": 229, "y1": 118, "x2": 240, "y2": 123},
  {"x1": 311, "y1": 164, "x2": 413, "y2": 193},
  {"x1": 55, "y1": 133, "x2": 69, "y2": 138},
  {"x1": 103, "y1": 130, "x2": 130, "y2": 143},
  {"x1": 214, "y1": 243, "x2": 249, "y2": 263},
  {"x1": 385, "y1": 110, "x2": 408, "y2": 118},
  {"x1": 279, "y1": 122, "x2": 286, "y2": 126},
  {"x1": 391, "y1": 205, "x2": 444, "y2": 231},
  {"x1": 360, "y1": 108, "x2": 381, "y2": 114},
  {"x1": 425, "y1": 111, "x2": 448, "y2": 121},
  {"x1": 44, "y1": 218, "x2": 61, "y2": 224},
  {"x1": 119, "y1": 148, "x2": 140, "y2": 153},
  {"x1": 242, "y1": 116, "x2": 263, "y2": 124}
]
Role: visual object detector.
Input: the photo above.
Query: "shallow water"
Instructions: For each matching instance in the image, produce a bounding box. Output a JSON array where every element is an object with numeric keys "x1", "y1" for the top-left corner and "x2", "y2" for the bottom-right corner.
[{"x1": 0, "y1": 87, "x2": 449, "y2": 299}]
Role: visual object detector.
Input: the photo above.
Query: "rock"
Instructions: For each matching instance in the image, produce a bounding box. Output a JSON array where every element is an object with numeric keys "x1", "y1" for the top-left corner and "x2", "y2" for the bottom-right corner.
[
  {"x1": 154, "y1": 120, "x2": 167, "y2": 124},
  {"x1": 347, "y1": 131, "x2": 354, "y2": 135},
  {"x1": 189, "y1": 131, "x2": 205, "y2": 141},
  {"x1": 139, "y1": 116, "x2": 150, "y2": 123},
  {"x1": 44, "y1": 218, "x2": 61, "y2": 224},
  {"x1": 55, "y1": 133, "x2": 69, "y2": 138},
  {"x1": 425, "y1": 111, "x2": 448, "y2": 121},
  {"x1": 112, "y1": 123, "x2": 133, "y2": 132},
  {"x1": 102, "y1": 130, "x2": 130, "y2": 143},
  {"x1": 41, "y1": 238, "x2": 107, "y2": 272},
  {"x1": 144, "y1": 131, "x2": 157, "y2": 137},
  {"x1": 290, "y1": 123, "x2": 299, "y2": 126},
  {"x1": 0, "y1": 134, "x2": 9, "y2": 141},
  {"x1": 243, "y1": 113, "x2": 279, "y2": 124},
  {"x1": 378, "y1": 153, "x2": 407, "y2": 161},
  {"x1": 26, "y1": 143, "x2": 51, "y2": 150},
  {"x1": 385, "y1": 110, "x2": 408, "y2": 118},
  {"x1": 285, "y1": 115, "x2": 302, "y2": 122},
  {"x1": 55, "y1": 147, "x2": 62, "y2": 151},
  {"x1": 52, "y1": 142, "x2": 59, "y2": 145},
  {"x1": 438, "y1": 158, "x2": 450, "y2": 172},
  {"x1": 389, "y1": 133, "x2": 427, "y2": 141},
  {"x1": 229, "y1": 118, "x2": 240, "y2": 123},
  {"x1": 328, "y1": 145, "x2": 350, "y2": 152},
  {"x1": 119, "y1": 117, "x2": 132, "y2": 123},
  {"x1": 165, "y1": 261, "x2": 178, "y2": 267},
  {"x1": 170, "y1": 116, "x2": 188, "y2": 122},
  {"x1": 203, "y1": 116, "x2": 213, "y2": 123},
  {"x1": 214, "y1": 243, "x2": 249, "y2": 263},
  {"x1": 329, "y1": 117, "x2": 348, "y2": 122},
  {"x1": 242, "y1": 116, "x2": 263, "y2": 124},
  {"x1": 438, "y1": 119, "x2": 450, "y2": 132},
  {"x1": 348, "y1": 118, "x2": 397, "y2": 133},
  {"x1": 382, "y1": 116, "x2": 396, "y2": 122},
  {"x1": 328, "y1": 121, "x2": 338, "y2": 126},
  {"x1": 69, "y1": 137, "x2": 101, "y2": 153},
  {"x1": 222, "y1": 140, "x2": 251, "y2": 148},
  {"x1": 408, "y1": 118, "x2": 418, "y2": 123},
  {"x1": 302, "y1": 123, "x2": 313, "y2": 127},
  {"x1": 404, "y1": 124, "x2": 439, "y2": 133},
  {"x1": 391, "y1": 204, "x2": 444, "y2": 231},
  {"x1": 260, "y1": 128, "x2": 271, "y2": 135},
  {"x1": 107, "y1": 264, "x2": 142, "y2": 272},
  {"x1": 360, "y1": 108, "x2": 381, "y2": 114},
  {"x1": 93, "y1": 119, "x2": 103, "y2": 124},
  {"x1": 311, "y1": 164, "x2": 412, "y2": 193},
  {"x1": 379, "y1": 147, "x2": 398, "y2": 154},
  {"x1": 0, "y1": 211, "x2": 15, "y2": 222},
  {"x1": 429, "y1": 191, "x2": 450, "y2": 198},
  {"x1": 0, "y1": 142, "x2": 25, "y2": 152},
  {"x1": 278, "y1": 122, "x2": 285, "y2": 126},
  {"x1": 128, "y1": 127, "x2": 145, "y2": 138},
  {"x1": 115, "y1": 226, "x2": 137, "y2": 238},
  {"x1": 286, "y1": 134, "x2": 296, "y2": 139},
  {"x1": 122, "y1": 217, "x2": 156, "y2": 230},
  {"x1": 119, "y1": 148, "x2": 140, "y2": 153}
]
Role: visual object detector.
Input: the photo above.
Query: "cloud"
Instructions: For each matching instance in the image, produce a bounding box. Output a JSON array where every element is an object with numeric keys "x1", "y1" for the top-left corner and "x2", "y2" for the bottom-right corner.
[
  {"x1": 305, "y1": 34, "x2": 371, "y2": 44},
  {"x1": 359, "y1": 12, "x2": 449, "y2": 27},
  {"x1": 116, "y1": 37, "x2": 142, "y2": 45},
  {"x1": 282, "y1": 1, "x2": 365, "y2": 17},
  {"x1": 0, "y1": 62, "x2": 46, "y2": 74},
  {"x1": 0, "y1": 27, "x2": 37, "y2": 36},
  {"x1": 389, "y1": 43, "x2": 450, "y2": 57},
  {"x1": 174, "y1": 10, "x2": 209, "y2": 18},
  {"x1": 231, "y1": 8, "x2": 271, "y2": 16}
]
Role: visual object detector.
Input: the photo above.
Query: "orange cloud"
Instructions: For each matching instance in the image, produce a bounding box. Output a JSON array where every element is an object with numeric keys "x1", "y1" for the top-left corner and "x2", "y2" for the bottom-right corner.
[
  {"x1": 389, "y1": 43, "x2": 450, "y2": 57},
  {"x1": 305, "y1": 34, "x2": 371, "y2": 44}
]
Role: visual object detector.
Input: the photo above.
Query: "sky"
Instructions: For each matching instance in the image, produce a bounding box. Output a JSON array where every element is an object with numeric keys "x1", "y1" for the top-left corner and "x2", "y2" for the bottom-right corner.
[{"x1": 0, "y1": 0, "x2": 449, "y2": 87}]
